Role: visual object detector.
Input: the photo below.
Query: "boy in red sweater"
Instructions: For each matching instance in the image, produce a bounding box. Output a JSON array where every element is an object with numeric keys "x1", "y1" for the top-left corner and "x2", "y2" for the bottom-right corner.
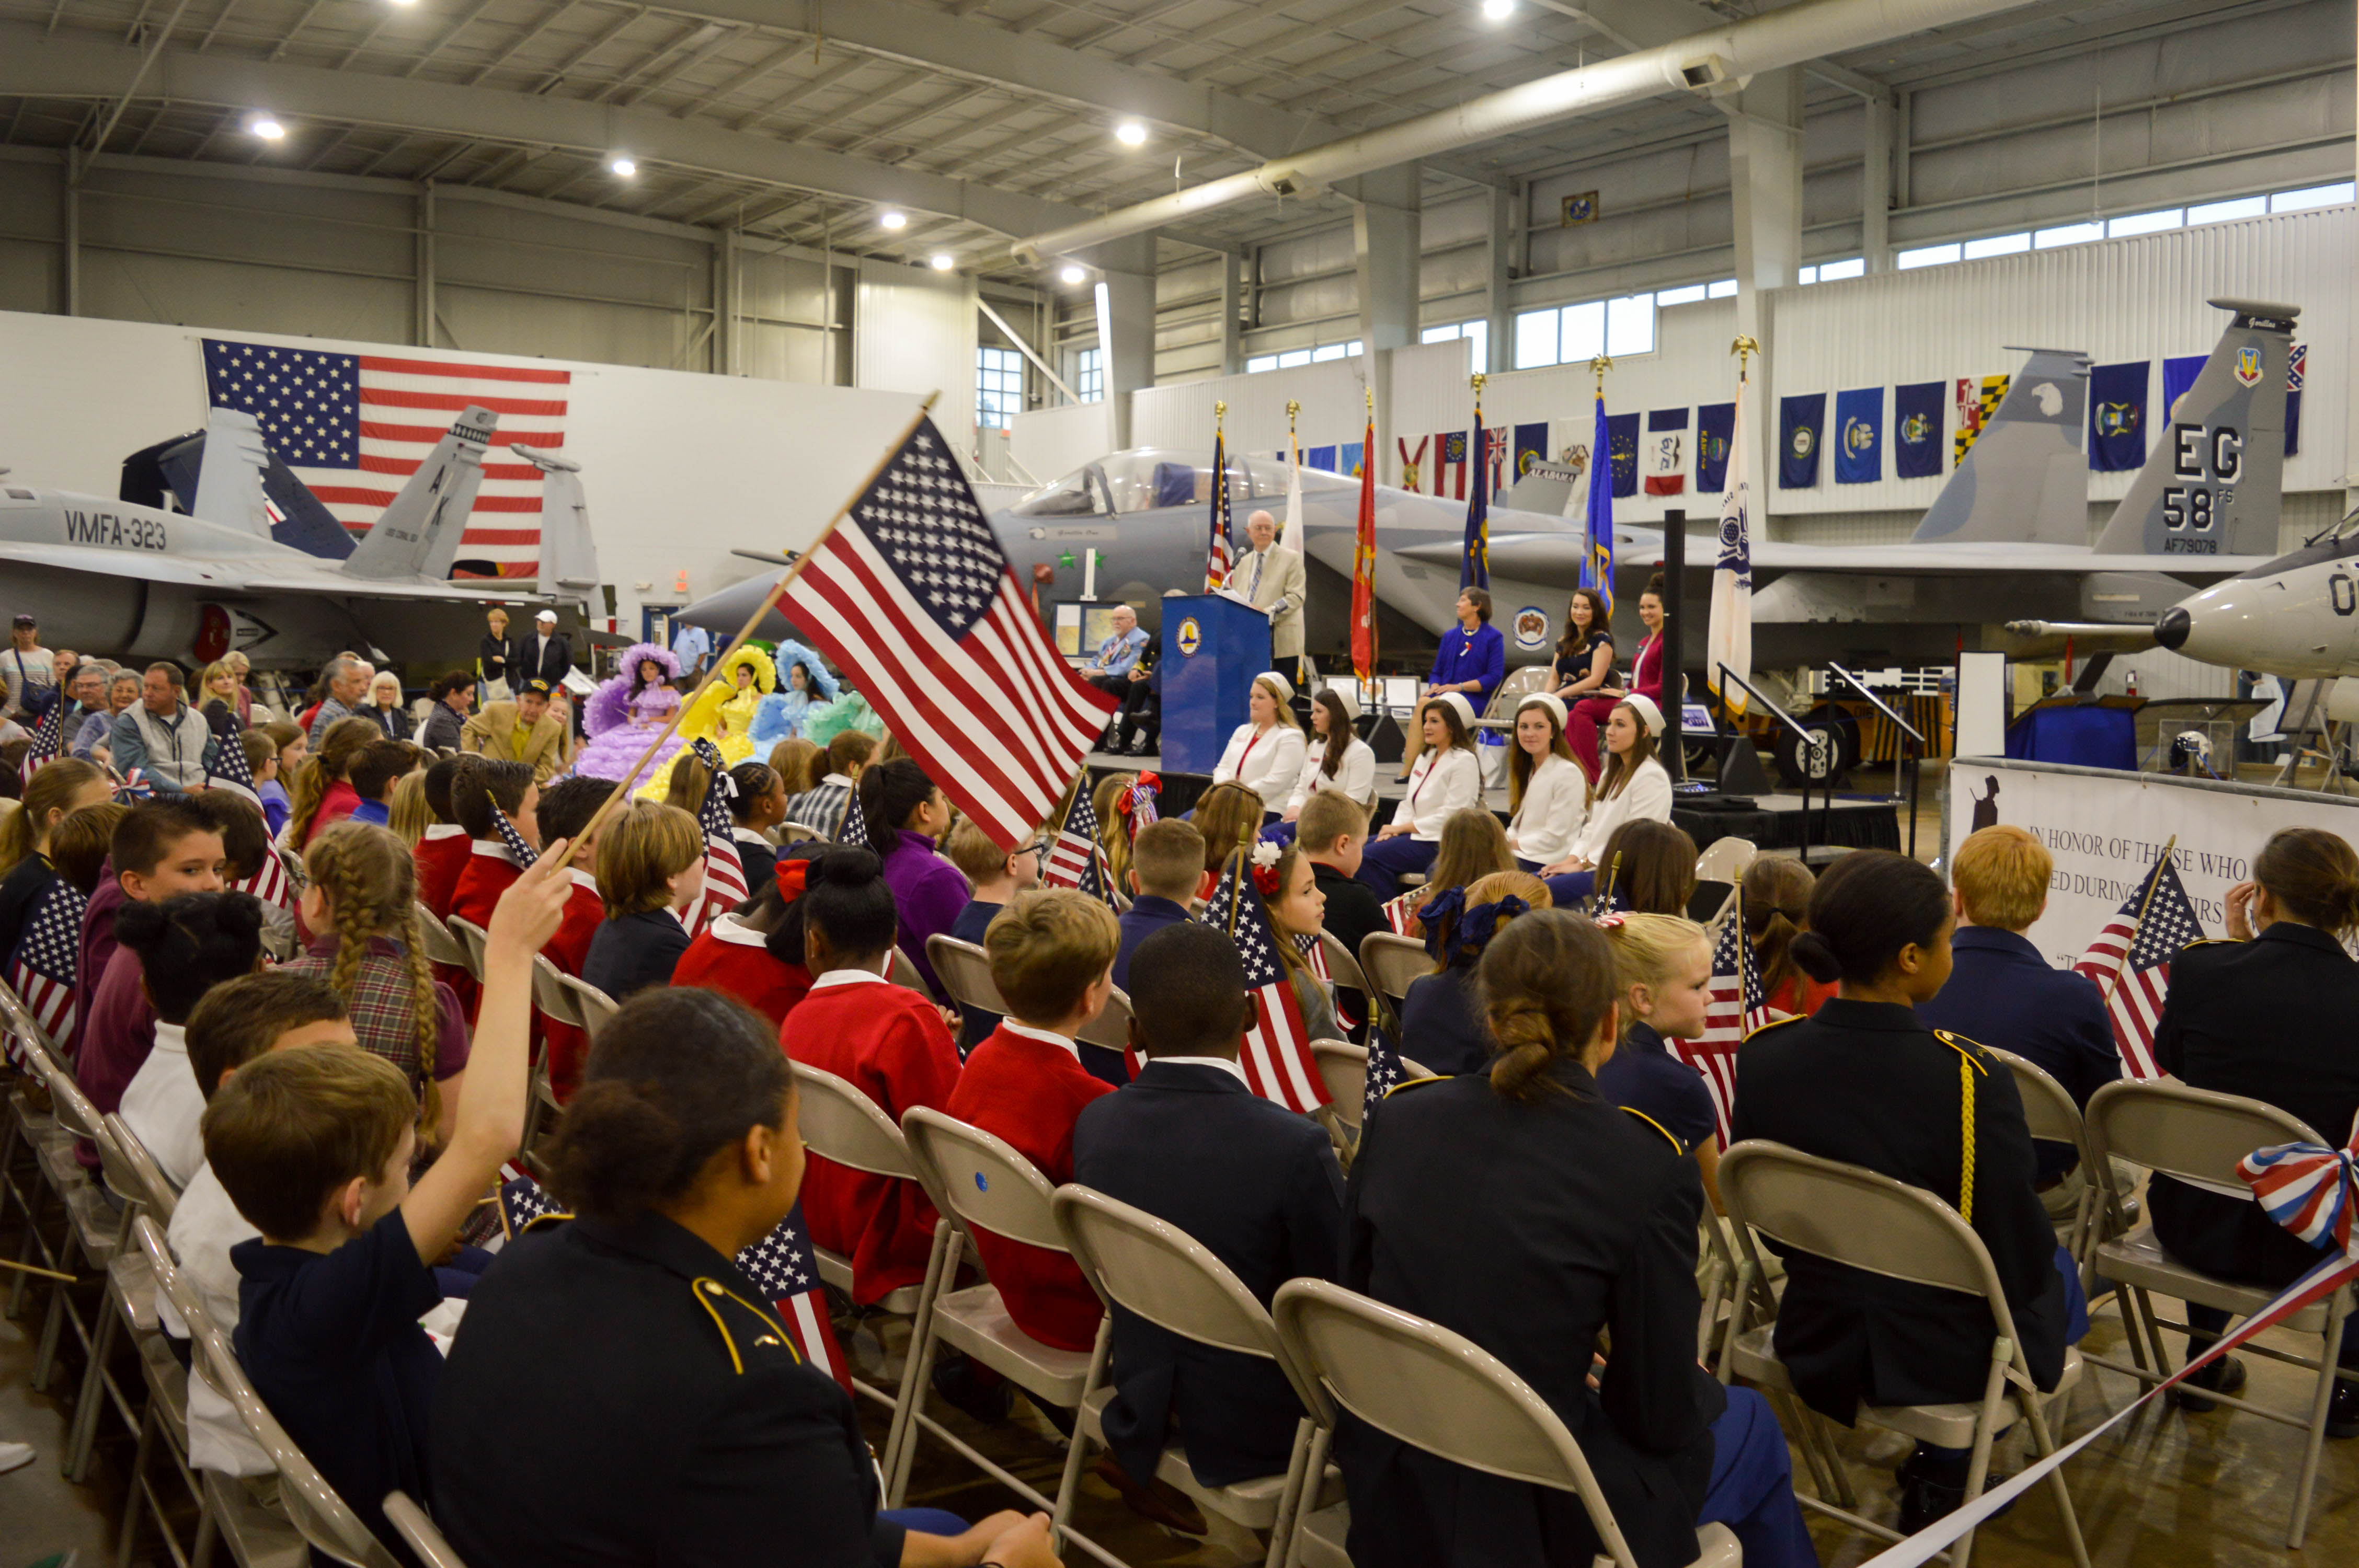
[
  {"x1": 943, "y1": 886, "x2": 1121, "y2": 1353},
  {"x1": 443, "y1": 759, "x2": 539, "y2": 1021},
  {"x1": 782, "y1": 848, "x2": 960, "y2": 1302},
  {"x1": 528, "y1": 776, "x2": 614, "y2": 1100},
  {"x1": 410, "y1": 757, "x2": 474, "y2": 920}
]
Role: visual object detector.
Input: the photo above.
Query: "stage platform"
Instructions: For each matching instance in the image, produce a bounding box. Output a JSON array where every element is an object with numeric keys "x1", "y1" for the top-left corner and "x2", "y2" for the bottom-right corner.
[{"x1": 1083, "y1": 748, "x2": 1904, "y2": 858}]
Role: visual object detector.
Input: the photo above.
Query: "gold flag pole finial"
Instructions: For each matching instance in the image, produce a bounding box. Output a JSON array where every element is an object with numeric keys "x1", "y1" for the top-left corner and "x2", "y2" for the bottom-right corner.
[
  {"x1": 1365, "y1": 385, "x2": 1374, "y2": 414},
  {"x1": 1470, "y1": 372, "x2": 1486, "y2": 397},
  {"x1": 1589, "y1": 353, "x2": 1612, "y2": 394},
  {"x1": 1732, "y1": 335, "x2": 1759, "y2": 378},
  {"x1": 1286, "y1": 398, "x2": 1300, "y2": 428},
  {"x1": 1214, "y1": 399, "x2": 1227, "y2": 430}
]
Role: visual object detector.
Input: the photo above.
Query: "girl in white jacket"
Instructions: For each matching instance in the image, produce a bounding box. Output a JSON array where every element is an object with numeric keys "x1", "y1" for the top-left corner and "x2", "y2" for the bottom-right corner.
[
  {"x1": 1357, "y1": 693, "x2": 1484, "y2": 897},
  {"x1": 1542, "y1": 694, "x2": 1674, "y2": 906},
  {"x1": 1506, "y1": 693, "x2": 1589, "y2": 872},
  {"x1": 1268, "y1": 685, "x2": 1377, "y2": 843},
  {"x1": 1211, "y1": 672, "x2": 1309, "y2": 813}
]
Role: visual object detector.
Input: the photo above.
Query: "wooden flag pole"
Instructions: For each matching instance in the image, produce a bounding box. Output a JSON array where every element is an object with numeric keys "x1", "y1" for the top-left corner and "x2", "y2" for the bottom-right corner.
[
  {"x1": 557, "y1": 391, "x2": 941, "y2": 868},
  {"x1": 0, "y1": 1255, "x2": 75, "y2": 1283}
]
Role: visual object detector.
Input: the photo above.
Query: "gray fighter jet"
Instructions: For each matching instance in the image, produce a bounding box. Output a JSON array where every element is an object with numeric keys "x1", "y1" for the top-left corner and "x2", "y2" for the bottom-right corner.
[{"x1": 0, "y1": 404, "x2": 588, "y2": 667}]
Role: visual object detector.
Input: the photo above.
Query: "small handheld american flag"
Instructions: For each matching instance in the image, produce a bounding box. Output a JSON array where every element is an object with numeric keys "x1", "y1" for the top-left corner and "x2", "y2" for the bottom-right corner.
[
  {"x1": 1666, "y1": 897, "x2": 1767, "y2": 1149},
  {"x1": 837, "y1": 787, "x2": 868, "y2": 850},
  {"x1": 498, "y1": 1171, "x2": 568, "y2": 1237},
  {"x1": 688, "y1": 739, "x2": 748, "y2": 933},
  {"x1": 771, "y1": 416, "x2": 1115, "y2": 850},
  {"x1": 735, "y1": 1201, "x2": 852, "y2": 1396},
  {"x1": 17, "y1": 693, "x2": 64, "y2": 786},
  {"x1": 114, "y1": 768, "x2": 154, "y2": 804},
  {"x1": 487, "y1": 790, "x2": 539, "y2": 869},
  {"x1": 1196, "y1": 854, "x2": 1329, "y2": 1113},
  {"x1": 5, "y1": 879, "x2": 86, "y2": 1061},
  {"x1": 203, "y1": 722, "x2": 260, "y2": 806},
  {"x1": 2073, "y1": 847, "x2": 2204, "y2": 1080},
  {"x1": 1041, "y1": 780, "x2": 1114, "y2": 907}
]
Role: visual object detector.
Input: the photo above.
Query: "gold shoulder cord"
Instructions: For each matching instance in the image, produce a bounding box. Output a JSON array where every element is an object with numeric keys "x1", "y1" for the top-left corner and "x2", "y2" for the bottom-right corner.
[
  {"x1": 1957, "y1": 1052, "x2": 1976, "y2": 1224},
  {"x1": 690, "y1": 1277, "x2": 798, "y2": 1377}
]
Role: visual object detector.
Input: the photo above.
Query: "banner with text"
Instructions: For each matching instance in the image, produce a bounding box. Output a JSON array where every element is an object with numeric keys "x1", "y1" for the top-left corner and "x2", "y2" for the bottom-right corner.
[{"x1": 1946, "y1": 758, "x2": 2359, "y2": 964}]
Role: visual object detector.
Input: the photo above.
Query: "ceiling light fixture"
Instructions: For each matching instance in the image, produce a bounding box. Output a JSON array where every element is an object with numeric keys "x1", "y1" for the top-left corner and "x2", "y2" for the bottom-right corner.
[
  {"x1": 248, "y1": 115, "x2": 285, "y2": 140},
  {"x1": 1114, "y1": 121, "x2": 1148, "y2": 147},
  {"x1": 609, "y1": 155, "x2": 637, "y2": 176},
  {"x1": 879, "y1": 210, "x2": 908, "y2": 229},
  {"x1": 1481, "y1": 0, "x2": 1514, "y2": 17},
  {"x1": 1058, "y1": 264, "x2": 1087, "y2": 285},
  {"x1": 930, "y1": 252, "x2": 956, "y2": 271}
]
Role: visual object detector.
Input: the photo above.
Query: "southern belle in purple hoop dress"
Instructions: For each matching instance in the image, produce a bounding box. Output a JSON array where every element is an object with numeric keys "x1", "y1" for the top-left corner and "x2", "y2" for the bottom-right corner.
[{"x1": 574, "y1": 642, "x2": 688, "y2": 792}]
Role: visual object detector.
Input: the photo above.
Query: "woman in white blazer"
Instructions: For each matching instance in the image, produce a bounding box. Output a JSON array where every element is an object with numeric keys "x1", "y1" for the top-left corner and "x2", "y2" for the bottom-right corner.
[
  {"x1": 1541, "y1": 694, "x2": 1674, "y2": 906},
  {"x1": 1356, "y1": 692, "x2": 1484, "y2": 897},
  {"x1": 1211, "y1": 672, "x2": 1309, "y2": 817},
  {"x1": 1505, "y1": 693, "x2": 1589, "y2": 873},
  {"x1": 1266, "y1": 685, "x2": 1378, "y2": 843}
]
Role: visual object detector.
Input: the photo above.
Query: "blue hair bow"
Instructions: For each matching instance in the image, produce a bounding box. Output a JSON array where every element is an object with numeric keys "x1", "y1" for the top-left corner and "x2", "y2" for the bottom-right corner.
[{"x1": 1416, "y1": 886, "x2": 1468, "y2": 957}]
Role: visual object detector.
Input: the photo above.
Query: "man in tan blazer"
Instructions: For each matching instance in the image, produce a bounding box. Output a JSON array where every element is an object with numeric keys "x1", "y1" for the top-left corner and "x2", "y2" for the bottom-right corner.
[
  {"x1": 1236, "y1": 509, "x2": 1307, "y2": 671},
  {"x1": 460, "y1": 678, "x2": 572, "y2": 783}
]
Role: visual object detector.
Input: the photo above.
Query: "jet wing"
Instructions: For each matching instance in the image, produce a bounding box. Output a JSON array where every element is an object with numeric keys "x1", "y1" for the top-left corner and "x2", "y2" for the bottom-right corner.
[
  {"x1": 0, "y1": 539, "x2": 258, "y2": 589},
  {"x1": 1441, "y1": 531, "x2": 2274, "y2": 581}
]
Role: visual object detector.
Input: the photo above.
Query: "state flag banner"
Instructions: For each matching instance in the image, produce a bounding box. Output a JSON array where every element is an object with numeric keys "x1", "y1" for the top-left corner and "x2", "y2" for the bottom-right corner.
[
  {"x1": 1339, "y1": 442, "x2": 1366, "y2": 478},
  {"x1": 1833, "y1": 387, "x2": 1882, "y2": 485},
  {"x1": 1513, "y1": 422, "x2": 1550, "y2": 482},
  {"x1": 1605, "y1": 412, "x2": 1641, "y2": 499},
  {"x1": 2161, "y1": 354, "x2": 2207, "y2": 421},
  {"x1": 1307, "y1": 445, "x2": 1338, "y2": 473},
  {"x1": 2088, "y1": 362, "x2": 2150, "y2": 472},
  {"x1": 1778, "y1": 393, "x2": 1826, "y2": 489},
  {"x1": 1953, "y1": 375, "x2": 2008, "y2": 465},
  {"x1": 201, "y1": 338, "x2": 568, "y2": 577},
  {"x1": 1893, "y1": 381, "x2": 1944, "y2": 478},
  {"x1": 1644, "y1": 409, "x2": 1689, "y2": 496},
  {"x1": 1696, "y1": 402, "x2": 1736, "y2": 494},
  {"x1": 1434, "y1": 430, "x2": 1470, "y2": 501}
]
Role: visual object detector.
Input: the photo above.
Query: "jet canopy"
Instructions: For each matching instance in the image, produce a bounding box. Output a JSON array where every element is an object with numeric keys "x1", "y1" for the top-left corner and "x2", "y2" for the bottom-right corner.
[{"x1": 1007, "y1": 448, "x2": 1354, "y2": 520}]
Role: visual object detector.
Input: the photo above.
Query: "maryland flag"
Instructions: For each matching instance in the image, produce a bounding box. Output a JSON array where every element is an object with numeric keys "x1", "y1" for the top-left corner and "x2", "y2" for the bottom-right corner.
[
  {"x1": 1952, "y1": 375, "x2": 2010, "y2": 465},
  {"x1": 1352, "y1": 405, "x2": 1380, "y2": 679}
]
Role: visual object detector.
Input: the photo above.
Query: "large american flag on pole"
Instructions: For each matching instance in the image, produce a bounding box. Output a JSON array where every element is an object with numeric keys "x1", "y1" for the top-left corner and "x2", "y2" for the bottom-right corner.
[
  {"x1": 5, "y1": 880, "x2": 85, "y2": 1062},
  {"x1": 1205, "y1": 427, "x2": 1236, "y2": 590},
  {"x1": 201, "y1": 338, "x2": 568, "y2": 577},
  {"x1": 1198, "y1": 857, "x2": 1330, "y2": 1114},
  {"x1": 1041, "y1": 781, "x2": 1114, "y2": 907},
  {"x1": 775, "y1": 417, "x2": 1116, "y2": 849},
  {"x1": 2072, "y1": 849, "x2": 2204, "y2": 1080},
  {"x1": 1667, "y1": 901, "x2": 1768, "y2": 1148},
  {"x1": 689, "y1": 739, "x2": 749, "y2": 933}
]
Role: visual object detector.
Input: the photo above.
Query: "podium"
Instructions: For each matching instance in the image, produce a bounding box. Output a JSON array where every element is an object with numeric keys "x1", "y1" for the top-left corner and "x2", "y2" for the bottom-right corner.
[{"x1": 1159, "y1": 593, "x2": 1273, "y2": 776}]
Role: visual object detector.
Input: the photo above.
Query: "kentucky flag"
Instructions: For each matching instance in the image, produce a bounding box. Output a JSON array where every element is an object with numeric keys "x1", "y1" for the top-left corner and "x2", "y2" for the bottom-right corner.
[
  {"x1": 1893, "y1": 382, "x2": 1944, "y2": 478},
  {"x1": 1513, "y1": 422, "x2": 1550, "y2": 481},
  {"x1": 1605, "y1": 412, "x2": 1640, "y2": 499},
  {"x1": 1778, "y1": 394, "x2": 1826, "y2": 488},
  {"x1": 2087, "y1": 362, "x2": 2149, "y2": 471},
  {"x1": 1644, "y1": 409, "x2": 1688, "y2": 496},
  {"x1": 1833, "y1": 388, "x2": 1882, "y2": 485},
  {"x1": 1696, "y1": 402, "x2": 1735, "y2": 493}
]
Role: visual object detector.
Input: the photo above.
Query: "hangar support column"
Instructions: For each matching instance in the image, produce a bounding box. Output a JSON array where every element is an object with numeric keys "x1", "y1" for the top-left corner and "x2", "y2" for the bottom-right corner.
[
  {"x1": 1087, "y1": 233, "x2": 1157, "y2": 450},
  {"x1": 1728, "y1": 68, "x2": 1803, "y2": 518},
  {"x1": 1351, "y1": 162, "x2": 1422, "y2": 485}
]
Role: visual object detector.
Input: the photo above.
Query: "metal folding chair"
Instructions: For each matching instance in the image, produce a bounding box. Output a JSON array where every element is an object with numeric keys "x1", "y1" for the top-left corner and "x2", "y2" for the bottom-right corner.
[
  {"x1": 1353, "y1": 932, "x2": 1427, "y2": 1032},
  {"x1": 411, "y1": 902, "x2": 468, "y2": 972},
  {"x1": 1693, "y1": 837, "x2": 1758, "y2": 885},
  {"x1": 1987, "y1": 1048, "x2": 2119, "y2": 1289},
  {"x1": 383, "y1": 1491, "x2": 469, "y2": 1568},
  {"x1": 1075, "y1": 983, "x2": 1135, "y2": 1055},
  {"x1": 1717, "y1": 1139, "x2": 2090, "y2": 1568},
  {"x1": 1307, "y1": 1041, "x2": 1436, "y2": 1140},
  {"x1": 445, "y1": 916, "x2": 490, "y2": 983},
  {"x1": 925, "y1": 933, "x2": 1009, "y2": 1019},
  {"x1": 64, "y1": 1112, "x2": 183, "y2": 1481},
  {"x1": 886, "y1": 946, "x2": 930, "y2": 996},
  {"x1": 2083, "y1": 1077, "x2": 2355, "y2": 1548},
  {"x1": 1273, "y1": 1277, "x2": 1739, "y2": 1568}
]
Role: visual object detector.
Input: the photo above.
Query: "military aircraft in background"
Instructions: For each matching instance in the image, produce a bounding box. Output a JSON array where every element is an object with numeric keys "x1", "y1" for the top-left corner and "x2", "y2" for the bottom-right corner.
[{"x1": 0, "y1": 403, "x2": 585, "y2": 668}]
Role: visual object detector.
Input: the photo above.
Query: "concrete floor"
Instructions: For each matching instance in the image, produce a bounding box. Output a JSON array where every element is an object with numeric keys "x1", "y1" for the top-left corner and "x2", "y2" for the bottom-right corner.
[{"x1": 8, "y1": 1260, "x2": 2355, "y2": 1568}]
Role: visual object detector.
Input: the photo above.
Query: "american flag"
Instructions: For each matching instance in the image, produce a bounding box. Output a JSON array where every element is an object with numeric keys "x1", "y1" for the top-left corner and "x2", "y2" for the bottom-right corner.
[
  {"x1": 735, "y1": 1201, "x2": 852, "y2": 1396},
  {"x1": 114, "y1": 768, "x2": 153, "y2": 804},
  {"x1": 1041, "y1": 782, "x2": 1113, "y2": 906},
  {"x1": 837, "y1": 788, "x2": 868, "y2": 850},
  {"x1": 232, "y1": 843, "x2": 293, "y2": 920},
  {"x1": 5, "y1": 879, "x2": 85, "y2": 1060},
  {"x1": 1362, "y1": 1022, "x2": 1405, "y2": 1127},
  {"x1": 1125, "y1": 776, "x2": 1159, "y2": 828},
  {"x1": 1198, "y1": 857, "x2": 1329, "y2": 1113},
  {"x1": 17, "y1": 693, "x2": 64, "y2": 786},
  {"x1": 689, "y1": 739, "x2": 748, "y2": 933},
  {"x1": 487, "y1": 791, "x2": 539, "y2": 870},
  {"x1": 2072, "y1": 850, "x2": 2204, "y2": 1080},
  {"x1": 774, "y1": 418, "x2": 1116, "y2": 849},
  {"x1": 1666, "y1": 901, "x2": 1767, "y2": 1148},
  {"x1": 498, "y1": 1170, "x2": 568, "y2": 1237},
  {"x1": 1381, "y1": 891, "x2": 1420, "y2": 935},
  {"x1": 1205, "y1": 429, "x2": 1235, "y2": 590},
  {"x1": 204, "y1": 719, "x2": 260, "y2": 808},
  {"x1": 201, "y1": 337, "x2": 568, "y2": 577}
]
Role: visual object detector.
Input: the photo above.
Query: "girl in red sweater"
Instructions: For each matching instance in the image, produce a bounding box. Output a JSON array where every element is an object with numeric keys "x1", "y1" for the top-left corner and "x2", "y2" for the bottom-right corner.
[
  {"x1": 780, "y1": 849, "x2": 961, "y2": 1304},
  {"x1": 677, "y1": 846, "x2": 822, "y2": 1032}
]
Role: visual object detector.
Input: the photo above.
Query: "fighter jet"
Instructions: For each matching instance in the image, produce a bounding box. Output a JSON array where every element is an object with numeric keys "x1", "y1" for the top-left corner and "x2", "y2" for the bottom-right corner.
[
  {"x1": 679, "y1": 446, "x2": 1634, "y2": 664},
  {"x1": 1447, "y1": 299, "x2": 2297, "y2": 665},
  {"x1": 0, "y1": 403, "x2": 578, "y2": 667}
]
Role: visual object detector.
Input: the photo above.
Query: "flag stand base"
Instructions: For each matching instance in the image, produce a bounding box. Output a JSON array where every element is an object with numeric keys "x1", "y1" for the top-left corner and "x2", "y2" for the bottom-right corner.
[{"x1": 1715, "y1": 733, "x2": 1777, "y2": 797}]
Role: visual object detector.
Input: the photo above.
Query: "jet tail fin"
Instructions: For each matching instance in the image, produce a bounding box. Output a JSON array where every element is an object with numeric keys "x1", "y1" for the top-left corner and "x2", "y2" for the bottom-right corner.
[
  {"x1": 339, "y1": 406, "x2": 495, "y2": 581},
  {"x1": 1911, "y1": 349, "x2": 2091, "y2": 546},
  {"x1": 514, "y1": 444, "x2": 600, "y2": 603},
  {"x1": 190, "y1": 408, "x2": 274, "y2": 541},
  {"x1": 2092, "y1": 298, "x2": 2296, "y2": 559}
]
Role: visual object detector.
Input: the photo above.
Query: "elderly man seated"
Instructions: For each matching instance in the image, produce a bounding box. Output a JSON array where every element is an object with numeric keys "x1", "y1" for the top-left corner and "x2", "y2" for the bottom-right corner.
[{"x1": 461, "y1": 677, "x2": 571, "y2": 783}]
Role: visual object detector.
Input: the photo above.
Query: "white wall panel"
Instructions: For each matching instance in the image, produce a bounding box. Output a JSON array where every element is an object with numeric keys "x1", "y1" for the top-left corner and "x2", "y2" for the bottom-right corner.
[
  {"x1": 1010, "y1": 401, "x2": 1116, "y2": 487},
  {"x1": 1130, "y1": 355, "x2": 1370, "y2": 458},
  {"x1": 855, "y1": 258, "x2": 977, "y2": 459}
]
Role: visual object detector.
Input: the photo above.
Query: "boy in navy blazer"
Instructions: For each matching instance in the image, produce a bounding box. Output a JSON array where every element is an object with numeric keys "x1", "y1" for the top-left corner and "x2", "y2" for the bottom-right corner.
[{"x1": 1072, "y1": 921, "x2": 1344, "y2": 1493}]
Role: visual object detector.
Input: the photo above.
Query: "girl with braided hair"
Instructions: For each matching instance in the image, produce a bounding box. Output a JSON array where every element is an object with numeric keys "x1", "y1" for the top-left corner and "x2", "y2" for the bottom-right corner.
[
  {"x1": 282, "y1": 821, "x2": 472, "y2": 1142},
  {"x1": 283, "y1": 714, "x2": 384, "y2": 849},
  {"x1": 1338, "y1": 906, "x2": 1818, "y2": 1568}
]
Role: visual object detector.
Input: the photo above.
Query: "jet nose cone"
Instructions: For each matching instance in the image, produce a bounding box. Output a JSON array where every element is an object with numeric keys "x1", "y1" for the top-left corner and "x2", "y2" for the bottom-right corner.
[{"x1": 2154, "y1": 606, "x2": 2192, "y2": 651}]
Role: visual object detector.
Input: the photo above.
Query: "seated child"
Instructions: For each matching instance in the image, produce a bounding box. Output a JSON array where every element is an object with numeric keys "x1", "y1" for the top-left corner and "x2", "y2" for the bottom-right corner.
[
  {"x1": 781, "y1": 848, "x2": 963, "y2": 1303},
  {"x1": 529, "y1": 776, "x2": 618, "y2": 1102},
  {"x1": 209, "y1": 850, "x2": 570, "y2": 1555},
  {"x1": 582, "y1": 802, "x2": 703, "y2": 1000},
  {"x1": 114, "y1": 891, "x2": 269, "y2": 1185},
  {"x1": 944, "y1": 888, "x2": 1120, "y2": 1352},
  {"x1": 1396, "y1": 871, "x2": 1551, "y2": 1075},
  {"x1": 942, "y1": 817, "x2": 1044, "y2": 1052},
  {"x1": 411, "y1": 756, "x2": 474, "y2": 920}
]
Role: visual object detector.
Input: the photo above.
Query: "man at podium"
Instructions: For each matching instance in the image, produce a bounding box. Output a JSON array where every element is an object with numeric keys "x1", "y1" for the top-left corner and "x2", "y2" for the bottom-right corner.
[{"x1": 1231, "y1": 510, "x2": 1306, "y2": 683}]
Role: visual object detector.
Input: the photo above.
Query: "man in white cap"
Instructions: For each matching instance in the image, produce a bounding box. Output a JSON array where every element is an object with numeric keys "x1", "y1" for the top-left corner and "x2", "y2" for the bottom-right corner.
[{"x1": 516, "y1": 608, "x2": 574, "y2": 688}]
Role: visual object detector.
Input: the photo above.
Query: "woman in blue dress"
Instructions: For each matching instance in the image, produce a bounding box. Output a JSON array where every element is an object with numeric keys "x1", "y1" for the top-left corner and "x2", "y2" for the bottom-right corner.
[{"x1": 749, "y1": 641, "x2": 841, "y2": 750}]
